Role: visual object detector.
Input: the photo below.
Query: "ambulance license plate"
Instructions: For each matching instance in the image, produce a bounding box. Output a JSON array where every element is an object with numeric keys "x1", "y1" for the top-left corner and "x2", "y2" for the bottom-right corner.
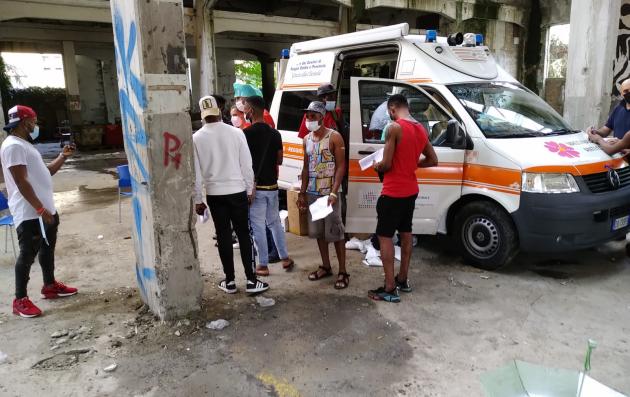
[{"x1": 612, "y1": 215, "x2": 629, "y2": 231}]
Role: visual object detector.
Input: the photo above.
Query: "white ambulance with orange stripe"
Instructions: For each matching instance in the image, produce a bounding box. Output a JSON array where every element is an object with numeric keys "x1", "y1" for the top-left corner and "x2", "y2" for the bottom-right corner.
[{"x1": 270, "y1": 23, "x2": 630, "y2": 269}]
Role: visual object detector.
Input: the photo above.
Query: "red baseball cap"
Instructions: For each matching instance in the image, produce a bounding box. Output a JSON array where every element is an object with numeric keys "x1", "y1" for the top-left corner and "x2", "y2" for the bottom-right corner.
[{"x1": 3, "y1": 105, "x2": 37, "y2": 132}]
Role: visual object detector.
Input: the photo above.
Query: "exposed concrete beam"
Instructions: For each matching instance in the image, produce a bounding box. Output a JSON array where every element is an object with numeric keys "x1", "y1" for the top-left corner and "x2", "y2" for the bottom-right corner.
[
  {"x1": 461, "y1": 1, "x2": 527, "y2": 27},
  {"x1": 364, "y1": 0, "x2": 457, "y2": 20},
  {"x1": 0, "y1": 23, "x2": 113, "y2": 44},
  {"x1": 0, "y1": 0, "x2": 111, "y2": 23},
  {"x1": 364, "y1": 0, "x2": 526, "y2": 26},
  {"x1": 213, "y1": 10, "x2": 339, "y2": 38}
]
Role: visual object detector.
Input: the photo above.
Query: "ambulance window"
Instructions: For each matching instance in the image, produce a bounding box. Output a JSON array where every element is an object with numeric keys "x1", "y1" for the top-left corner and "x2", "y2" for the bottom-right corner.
[
  {"x1": 276, "y1": 90, "x2": 318, "y2": 132},
  {"x1": 357, "y1": 81, "x2": 451, "y2": 146}
]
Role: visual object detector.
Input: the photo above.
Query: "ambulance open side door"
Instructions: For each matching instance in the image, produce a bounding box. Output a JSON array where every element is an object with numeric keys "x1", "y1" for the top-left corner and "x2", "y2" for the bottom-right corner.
[{"x1": 345, "y1": 77, "x2": 467, "y2": 235}]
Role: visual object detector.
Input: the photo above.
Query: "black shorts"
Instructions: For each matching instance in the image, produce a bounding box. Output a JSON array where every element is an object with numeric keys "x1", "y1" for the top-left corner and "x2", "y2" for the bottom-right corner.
[{"x1": 375, "y1": 194, "x2": 418, "y2": 237}]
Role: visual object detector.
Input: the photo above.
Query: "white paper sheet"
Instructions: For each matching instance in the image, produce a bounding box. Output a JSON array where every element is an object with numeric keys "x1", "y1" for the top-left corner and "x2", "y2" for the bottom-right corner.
[
  {"x1": 358, "y1": 148, "x2": 384, "y2": 171},
  {"x1": 38, "y1": 216, "x2": 49, "y2": 246},
  {"x1": 309, "y1": 195, "x2": 333, "y2": 221},
  {"x1": 198, "y1": 208, "x2": 209, "y2": 224}
]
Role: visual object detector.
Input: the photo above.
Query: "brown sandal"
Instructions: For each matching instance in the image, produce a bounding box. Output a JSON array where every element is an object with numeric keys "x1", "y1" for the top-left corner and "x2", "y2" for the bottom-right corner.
[
  {"x1": 282, "y1": 258, "x2": 295, "y2": 271},
  {"x1": 334, "y1": 272, "x2": 350, "y2": 289},
  {"x1": 308, "y1": 266, "x2": 333, "y2": 281},
  {"x1": 256, "y1": 265, "x2": 270, "y2": 276}
]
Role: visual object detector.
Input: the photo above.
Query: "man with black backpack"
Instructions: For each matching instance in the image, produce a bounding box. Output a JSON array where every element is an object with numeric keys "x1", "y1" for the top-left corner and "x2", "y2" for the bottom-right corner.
[{"x1": 243, "y1": 96, "x2": 294, "y2": 276}]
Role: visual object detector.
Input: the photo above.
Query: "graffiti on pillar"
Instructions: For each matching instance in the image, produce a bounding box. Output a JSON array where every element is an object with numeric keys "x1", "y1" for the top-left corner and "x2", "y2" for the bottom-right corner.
[
  {"x1": 163, "y1": 132, "x2": 182, "y2": 170},
  {"x1": 613, "y1": 2, "x2": 630, "y2": 96},
  {"x1": 112, "y1": 3, "x2": 156, "y2": 303}
]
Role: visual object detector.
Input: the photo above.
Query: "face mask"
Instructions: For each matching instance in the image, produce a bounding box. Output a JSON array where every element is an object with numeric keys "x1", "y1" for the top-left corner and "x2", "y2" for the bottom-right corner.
[
  {"x1": 305, "y1": 120, "x2": 320, "y2": 132},
  {"x1": 231, "y1": 116, "x2": 242, "y2": 128},
  {"x1": 623, "y1": 93, "x2": 630, "y2": 103},
  {"x1": 235, "y1": 100, "x2": 246, "y2": 112},
  {"x1": 29, "y1": 125, "x2": 40, "y2": 141},
  {"x1": 325, "y1": 101, "x2": 336, "y2": 112}
]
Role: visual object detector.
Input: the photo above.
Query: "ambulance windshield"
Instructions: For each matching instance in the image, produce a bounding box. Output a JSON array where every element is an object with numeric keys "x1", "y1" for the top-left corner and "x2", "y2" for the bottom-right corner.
[{"x1": 448, "y1": 82, "x2": 576, "y2": 138}]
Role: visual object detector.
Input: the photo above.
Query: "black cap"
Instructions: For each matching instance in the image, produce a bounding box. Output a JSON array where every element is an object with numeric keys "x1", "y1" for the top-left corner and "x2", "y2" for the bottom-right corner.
[{"x1": 317, "y1": 83, "x2": 336, "y2": 97}]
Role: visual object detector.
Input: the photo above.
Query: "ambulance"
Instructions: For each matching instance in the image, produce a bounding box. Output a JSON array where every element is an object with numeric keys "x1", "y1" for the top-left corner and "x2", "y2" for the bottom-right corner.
[{"x1": 269, "y1": 23, "x2": 630, "y2": 270}]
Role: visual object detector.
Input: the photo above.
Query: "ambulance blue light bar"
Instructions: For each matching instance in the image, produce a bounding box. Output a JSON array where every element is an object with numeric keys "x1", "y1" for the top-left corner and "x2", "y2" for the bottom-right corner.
[
  {"x1": 281, "y1": 49, "x2": 290, "y2": 59},
  {"x1": 476, "y1": 34, "x2": 484, "y2": 46},
  {"x1": 426, "y1": 29, "x2": 437, "y2": 43}
]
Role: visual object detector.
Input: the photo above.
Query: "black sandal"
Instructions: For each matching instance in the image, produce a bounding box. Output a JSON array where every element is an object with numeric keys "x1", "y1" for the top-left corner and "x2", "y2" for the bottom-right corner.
[
  {"x1": 334, "y1": 272, "x2": 350, "y2": 289},
  {"x1": 308, "y1": 266, "x2": 333, "y2": 281}
]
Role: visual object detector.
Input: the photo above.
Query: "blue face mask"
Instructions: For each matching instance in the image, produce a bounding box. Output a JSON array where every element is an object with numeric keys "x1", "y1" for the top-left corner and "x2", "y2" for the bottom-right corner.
[
  {"x1": 325, "y1": 101, "x2": 336, "y2": 112},
  {"x1": 29, "y1": 125, "x2": 39, "y2": 141}
]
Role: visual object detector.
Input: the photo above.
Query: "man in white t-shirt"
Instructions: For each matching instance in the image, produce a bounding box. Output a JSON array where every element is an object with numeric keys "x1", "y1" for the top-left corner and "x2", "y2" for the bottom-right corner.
[
  {"x1": 193, "y1": 95, "x2": 269, "y2": 295},
  {"x1": 1, "y1": 105, "x2": 77, "y2": 318}
]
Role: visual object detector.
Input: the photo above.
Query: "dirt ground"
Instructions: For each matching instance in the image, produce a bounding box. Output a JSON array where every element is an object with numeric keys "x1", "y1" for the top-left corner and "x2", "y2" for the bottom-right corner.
[{"x1": 0, "y1": 147, "x2": 628, "y2": 397}]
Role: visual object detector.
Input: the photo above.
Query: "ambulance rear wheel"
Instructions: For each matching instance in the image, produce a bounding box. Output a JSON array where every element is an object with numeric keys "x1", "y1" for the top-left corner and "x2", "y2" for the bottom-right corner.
[{"x1": 454, "y1": 201, "x2": 518, "y2": 271}]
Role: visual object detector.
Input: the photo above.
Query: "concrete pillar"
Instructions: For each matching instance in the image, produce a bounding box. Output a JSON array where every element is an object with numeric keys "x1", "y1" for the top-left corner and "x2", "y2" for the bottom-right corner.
[
  {"x1": 61, "y1": 41, "x2": 82, "y2": 126},
  {"x1": 564, "y1": 0, "x2": 620, "y2": 128},
  {"x1": 110, "y1": 0, "x2": 203, "y2": 320},
  {"x1": 260, "y1": 58, "x2": 275, "y2": 106},
  {"x1": 193, "y1": 0, "x2": 216, "y2": 107}
]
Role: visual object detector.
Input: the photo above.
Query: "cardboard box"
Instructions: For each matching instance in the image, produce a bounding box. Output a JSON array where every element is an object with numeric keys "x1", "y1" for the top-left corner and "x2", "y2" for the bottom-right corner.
[{"x1": 287, "y1": 190, "x2": 309, "y2": 236}]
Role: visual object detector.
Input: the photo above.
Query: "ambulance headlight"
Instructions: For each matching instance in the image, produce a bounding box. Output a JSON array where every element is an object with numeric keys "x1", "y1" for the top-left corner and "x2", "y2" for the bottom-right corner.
[{"x1": 521, "y1": 173, "x2": 580, "y2": 193}]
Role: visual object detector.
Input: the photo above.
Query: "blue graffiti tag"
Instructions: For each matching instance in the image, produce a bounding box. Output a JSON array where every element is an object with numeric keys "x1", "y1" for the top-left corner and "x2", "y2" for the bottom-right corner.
[
  {"x1": 135, "y1": 263, "x2": 156, "y2": 300},
  {"x1": 113, "y1": 6, "x2": 152, "y2": 291}
]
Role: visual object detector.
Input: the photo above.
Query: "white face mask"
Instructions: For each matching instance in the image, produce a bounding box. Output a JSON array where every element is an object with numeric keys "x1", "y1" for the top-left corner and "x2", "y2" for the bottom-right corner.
[
  {"x1": 231, "y1": 116, "x2": 242, "y2": 128},
  {"x1": 305, "y1": 120, "x2": 320, "y2": 132},
  {"x1": 235, "y1": 100, "x2": 246, "y2": 112},
  {"x1": 325, "y1": 101, "x2": 336, "y2": 112}
]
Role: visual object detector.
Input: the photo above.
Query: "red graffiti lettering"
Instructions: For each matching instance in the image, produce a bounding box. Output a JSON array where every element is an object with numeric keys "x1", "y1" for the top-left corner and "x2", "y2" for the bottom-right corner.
[{"x1": 163, "y1": 132, "x2": 182, "y2": 169}]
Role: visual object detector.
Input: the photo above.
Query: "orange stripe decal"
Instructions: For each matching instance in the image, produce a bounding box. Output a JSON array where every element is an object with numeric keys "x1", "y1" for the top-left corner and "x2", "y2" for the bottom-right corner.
[{"x1": 525, "y1": 158, "x2": 629, "y2": 176}]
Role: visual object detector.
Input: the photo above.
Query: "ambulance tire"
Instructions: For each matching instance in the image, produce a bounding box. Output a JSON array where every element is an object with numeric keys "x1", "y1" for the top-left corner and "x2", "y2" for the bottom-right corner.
[{"x1": 454, "y1": 201, "x2": 519, "y2": 271}]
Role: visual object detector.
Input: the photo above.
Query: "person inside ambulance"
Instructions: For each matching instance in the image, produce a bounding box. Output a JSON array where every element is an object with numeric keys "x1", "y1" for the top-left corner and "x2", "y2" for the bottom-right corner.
[
  {"x1": 297, "y1": 83, "x2": 343, "y2": 139},
  {"x1": 368, "y1": 88, "x2": 424, "y2": 141},
  {"x1": 233, "y1": 83, "x2": 276, "y2": 128}
]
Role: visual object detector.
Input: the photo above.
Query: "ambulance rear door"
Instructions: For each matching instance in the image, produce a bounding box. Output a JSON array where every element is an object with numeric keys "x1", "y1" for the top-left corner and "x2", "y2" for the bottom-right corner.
[{"x1": 346, "y1": 77, "x2": 467, "y2": 234}]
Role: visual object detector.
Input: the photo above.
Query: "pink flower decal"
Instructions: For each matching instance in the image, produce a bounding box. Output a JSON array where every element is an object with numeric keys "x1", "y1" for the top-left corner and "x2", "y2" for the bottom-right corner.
[{"x1": 544, "y1": 141, "x2": 580, "y2": 158}]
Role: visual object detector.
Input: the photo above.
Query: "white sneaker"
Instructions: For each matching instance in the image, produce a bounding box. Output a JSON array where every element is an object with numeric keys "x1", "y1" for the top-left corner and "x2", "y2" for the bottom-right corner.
[
  {"x1": 246, "y1": 279, "x2": 269, "y2": 294},
  {"x1": 218, "y1": 280, "x2": 237, "y2": 294}
]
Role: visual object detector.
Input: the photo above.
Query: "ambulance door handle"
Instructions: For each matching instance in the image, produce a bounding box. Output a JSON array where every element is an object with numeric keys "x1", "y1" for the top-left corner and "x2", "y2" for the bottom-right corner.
[{"x1": 358, "y1": 150, "x2": 375, "y2": 155}]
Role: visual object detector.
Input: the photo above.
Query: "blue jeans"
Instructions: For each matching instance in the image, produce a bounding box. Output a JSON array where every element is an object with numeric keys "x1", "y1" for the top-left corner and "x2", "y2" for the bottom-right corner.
[{"x1": 249, "y1": 190, "x2": 289, "y2": 266}]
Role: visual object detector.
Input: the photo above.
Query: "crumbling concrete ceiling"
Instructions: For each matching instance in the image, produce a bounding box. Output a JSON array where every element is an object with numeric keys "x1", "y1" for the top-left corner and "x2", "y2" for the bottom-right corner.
[
  {"x1": 0, "y1": 0, "x2": 111, "y2": 23},
  {"x1": 364, "y1": 0, "x2": 529, "y2": 26},
  {"x1": 540, "y1": 0, "x2": 571, "y2": 27},
  {"x1": 214, "y1": 0, "x2": 344, "y2": 22}
]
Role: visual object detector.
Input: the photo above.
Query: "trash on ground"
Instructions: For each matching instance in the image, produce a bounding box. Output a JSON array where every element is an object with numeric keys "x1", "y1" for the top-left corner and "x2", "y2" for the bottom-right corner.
[
  {"x1": 97, "y1": 235, "x2": 104, "y2": 240},
  {"x1": 206, "y1": 319, "x2": 230, "y2": 330},
  {"x1": 256, "y1": 296, "x2": 275, "y2": 307},
  {"x1": 103, "y1": 363, "x2": 117, "y2": 372},
  {"x1": 0, "y1": 351, "x2": 7, "y2": 364},
  {"x1": 175, "y1": 330, "x2": 181, "y2": 337},
  {"x1": 51, "y1": 329, "x2": 69, "y2": 338}
]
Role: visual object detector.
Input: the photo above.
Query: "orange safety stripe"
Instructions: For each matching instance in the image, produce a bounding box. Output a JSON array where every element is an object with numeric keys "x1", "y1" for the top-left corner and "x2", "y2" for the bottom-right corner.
[
  {"x1": 280, "y1": 83, "x2": 322, "y2": 90},
  {"x1": 283, "y1": 142, "x2": 304, "y2": 161},
  {"x1": 463, "y1": 164, "x2": 521, "y2": 191},
  {"x1": 402, "y1": 78, "x2": 433, "y2": 84},
  {"x1": 525, "y1": 158, "x2": 629, "y2": 176}
]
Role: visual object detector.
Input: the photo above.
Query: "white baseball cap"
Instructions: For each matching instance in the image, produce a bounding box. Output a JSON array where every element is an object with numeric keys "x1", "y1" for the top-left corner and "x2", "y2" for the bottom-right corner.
[{"x1": 199, "y1": 96, "x2": 221, "y2": 119}]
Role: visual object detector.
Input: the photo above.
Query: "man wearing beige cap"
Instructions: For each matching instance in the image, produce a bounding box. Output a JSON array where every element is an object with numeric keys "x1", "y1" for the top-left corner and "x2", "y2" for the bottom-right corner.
[{"x1": 193, "y1": 95, "x2": 269, "y2": 294}]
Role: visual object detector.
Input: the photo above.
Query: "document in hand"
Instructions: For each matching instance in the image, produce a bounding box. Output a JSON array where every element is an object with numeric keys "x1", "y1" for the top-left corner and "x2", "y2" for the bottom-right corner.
[
  {"x1": 359, "y1": 148, "x2": 384, "y2": 171},
  {"x1": 309, "y1": 195, "x2": 333, "y2": 221},
  {"x1": 198, "y1": 207, "x2": 210, "y2": 224}
]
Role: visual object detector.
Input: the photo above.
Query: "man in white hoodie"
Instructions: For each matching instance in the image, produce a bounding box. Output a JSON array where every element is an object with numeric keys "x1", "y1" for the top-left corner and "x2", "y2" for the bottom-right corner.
[{"x1": 194, "y1": 95, "x2": 269, "y2": 294}]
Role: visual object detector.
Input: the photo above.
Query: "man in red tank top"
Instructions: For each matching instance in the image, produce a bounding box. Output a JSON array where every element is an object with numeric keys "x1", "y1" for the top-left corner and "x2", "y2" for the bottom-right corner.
[{"x1": 368, "y1": 94, "x2": 438, "y2": 303}]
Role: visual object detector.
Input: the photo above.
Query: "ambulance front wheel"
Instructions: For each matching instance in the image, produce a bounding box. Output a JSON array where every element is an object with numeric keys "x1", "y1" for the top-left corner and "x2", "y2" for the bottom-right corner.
[{"x1": 454, "y1": 201, "x2": 519, "y2": 271}]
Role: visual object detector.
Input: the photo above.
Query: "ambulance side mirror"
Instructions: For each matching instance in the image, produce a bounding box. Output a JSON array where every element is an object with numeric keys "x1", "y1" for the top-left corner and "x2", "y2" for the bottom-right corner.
[{"x1": 446, "y1": 119, "x2": 467, "y2": 150}]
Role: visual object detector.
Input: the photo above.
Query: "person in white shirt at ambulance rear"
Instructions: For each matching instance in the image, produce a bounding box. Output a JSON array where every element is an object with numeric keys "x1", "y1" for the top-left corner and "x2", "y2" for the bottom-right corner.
[
  {"x1": 193, "y1": 96, "x2": 269, "y2": 295},
  {"x1": 1, "y1": 105, "x2": 78, "y2": 318}
]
